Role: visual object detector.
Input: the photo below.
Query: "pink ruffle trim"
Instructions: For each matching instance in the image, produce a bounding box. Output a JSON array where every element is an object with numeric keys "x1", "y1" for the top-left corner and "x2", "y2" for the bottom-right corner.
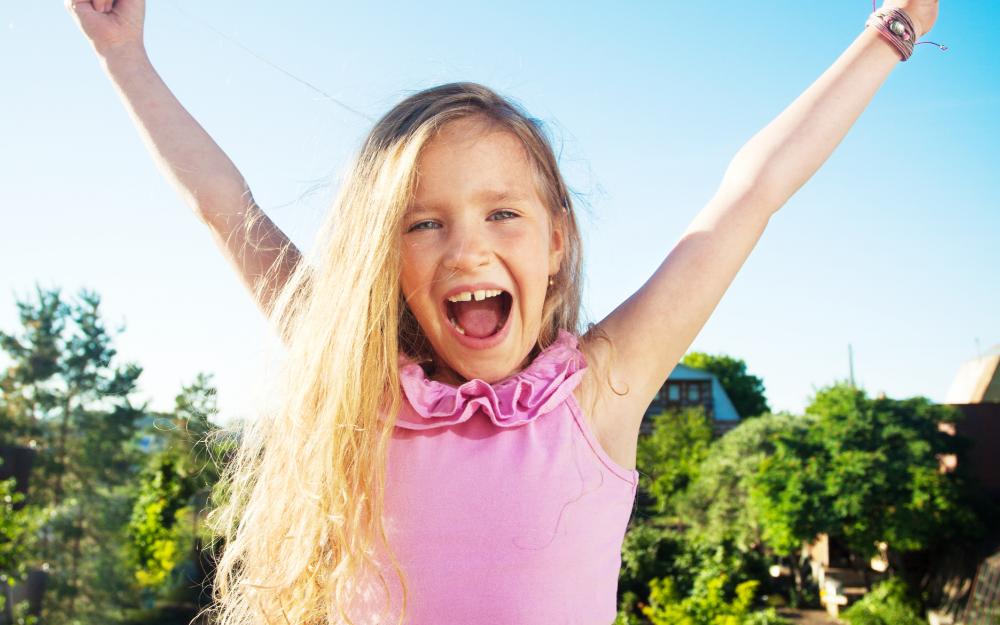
[{"x1": 396, "y1": 330, "x2": 587, "y2": 430}]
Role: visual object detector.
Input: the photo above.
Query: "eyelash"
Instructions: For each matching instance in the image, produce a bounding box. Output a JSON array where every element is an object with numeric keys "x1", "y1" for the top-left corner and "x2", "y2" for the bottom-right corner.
[
  {"x1": 488, "y1": 210, "x2": 518, "y2": 221},
  {"x1": 406, "y1": 210, "x2": 519, "y2": 232},
  {"x1": 408, "y1": 221, "x2": 440, "y2": 232}
]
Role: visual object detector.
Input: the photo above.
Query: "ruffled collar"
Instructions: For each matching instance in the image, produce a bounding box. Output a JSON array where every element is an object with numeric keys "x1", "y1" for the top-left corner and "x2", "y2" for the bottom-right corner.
[{"x1": 396, "y1": 330, "x2": 587, "y2": 430}]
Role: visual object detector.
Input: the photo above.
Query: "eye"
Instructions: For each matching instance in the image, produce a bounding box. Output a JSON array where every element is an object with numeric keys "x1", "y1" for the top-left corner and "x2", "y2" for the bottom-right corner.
[
  {"x1": 407, "y1": 220, "x2": 441, "y2": 233},
  {"x1": 488, "y1": 210, "x2": 519, "y2": 222}
]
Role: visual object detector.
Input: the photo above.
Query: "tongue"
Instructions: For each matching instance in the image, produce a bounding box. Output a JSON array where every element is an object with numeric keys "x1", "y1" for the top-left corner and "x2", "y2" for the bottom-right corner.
[{"x1": 452, "y1": 298, "x2": 503, "y2": 339}]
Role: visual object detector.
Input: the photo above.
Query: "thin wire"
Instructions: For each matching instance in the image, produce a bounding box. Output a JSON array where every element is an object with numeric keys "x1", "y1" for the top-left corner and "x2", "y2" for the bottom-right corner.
[{"x1": 162, "y1": 0, "x2": 374, "y2": 122}]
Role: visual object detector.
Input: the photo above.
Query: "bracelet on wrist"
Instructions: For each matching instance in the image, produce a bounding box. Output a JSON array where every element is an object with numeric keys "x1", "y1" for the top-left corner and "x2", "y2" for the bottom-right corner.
[{"x1": 865, "y1": 2, "x2": 946, "y2": 62}]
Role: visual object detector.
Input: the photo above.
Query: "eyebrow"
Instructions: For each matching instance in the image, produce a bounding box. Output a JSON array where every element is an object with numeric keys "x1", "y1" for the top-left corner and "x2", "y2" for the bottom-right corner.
[
  {"x1": 473, "y1": 189, "x2": 534, "y2": 204},
  {"x1": 407, "y1": 189, "x2": 535, "y2": 216}
]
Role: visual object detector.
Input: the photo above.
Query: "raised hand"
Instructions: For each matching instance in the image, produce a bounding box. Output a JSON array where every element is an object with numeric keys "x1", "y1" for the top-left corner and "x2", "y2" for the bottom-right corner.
[
  {"x1": 65, "y1": 0, "x2": 145, "y2": 56},
  {"x1": 883, "y1": 0, "x2": 938, "y2": 38}
]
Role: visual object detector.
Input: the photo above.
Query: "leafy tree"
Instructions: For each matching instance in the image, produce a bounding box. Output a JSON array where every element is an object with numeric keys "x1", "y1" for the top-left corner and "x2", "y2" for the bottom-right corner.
[
  {"x1": 637, "y1": 407, "x2": 713, "y2": 515},
  {"x1": 682, "y1": 353, "x2": 769, "y2": 419},
  {"x1": 753, "y1": 383, "x2": 984, "y2": 560},
  {"x1": 0, "y1": 287, "x2": 145, "y2": 623},
  {"x1": 129, "y1": 375, "x2": 221, "y2": 595},
  {"x1": 679, "y1": 413, "x2": 812, "y2": 551}
]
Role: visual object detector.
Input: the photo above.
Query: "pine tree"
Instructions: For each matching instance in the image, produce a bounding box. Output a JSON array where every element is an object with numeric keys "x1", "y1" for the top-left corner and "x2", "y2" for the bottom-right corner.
[{"x1": 0, "y1": 287, "x2": 144, "y2": 623}]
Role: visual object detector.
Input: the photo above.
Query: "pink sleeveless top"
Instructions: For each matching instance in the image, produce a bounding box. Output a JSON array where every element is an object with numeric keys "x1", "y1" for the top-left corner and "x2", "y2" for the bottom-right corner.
[{"x1": 371, "y1": 331, "x2": 638, "y2": 624}]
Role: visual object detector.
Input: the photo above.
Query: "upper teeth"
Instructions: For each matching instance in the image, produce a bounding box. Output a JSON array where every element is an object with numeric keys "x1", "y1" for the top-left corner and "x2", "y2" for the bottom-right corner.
[{"x1": 448, "y1": 289, "x2": 503, "y2": 302}]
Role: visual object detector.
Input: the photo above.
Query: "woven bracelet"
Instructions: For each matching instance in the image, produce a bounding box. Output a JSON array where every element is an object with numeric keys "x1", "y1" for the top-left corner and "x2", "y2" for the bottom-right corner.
[
  {"x1": 867, "y1": 7, "x2": 917, "y2": 60},
  {"x1": 866, "y1": 2, "x2": 947, "y2": 62}
]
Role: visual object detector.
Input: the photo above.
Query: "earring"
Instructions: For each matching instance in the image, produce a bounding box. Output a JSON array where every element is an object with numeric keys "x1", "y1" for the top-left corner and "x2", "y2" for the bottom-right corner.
[{"x1": 548, "y1": 276, "x2": 555, "y2": 287}]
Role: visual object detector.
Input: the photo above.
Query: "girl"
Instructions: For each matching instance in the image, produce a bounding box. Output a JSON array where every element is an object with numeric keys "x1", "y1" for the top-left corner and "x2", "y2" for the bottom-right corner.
[{"x1": 67, "y1": 1, "x2": 940, "y2": 623}]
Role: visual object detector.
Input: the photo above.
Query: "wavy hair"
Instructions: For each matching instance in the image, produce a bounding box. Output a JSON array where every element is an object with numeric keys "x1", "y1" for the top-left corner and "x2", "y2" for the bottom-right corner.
[{"x1": 208, "y1": 83, "x2": 584, "y2": 624}]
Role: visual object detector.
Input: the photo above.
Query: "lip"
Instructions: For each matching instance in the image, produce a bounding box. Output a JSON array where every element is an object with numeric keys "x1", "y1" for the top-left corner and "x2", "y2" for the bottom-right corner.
[{"x1": 440, "y1": 282, "x2": 514, "y2": 350}]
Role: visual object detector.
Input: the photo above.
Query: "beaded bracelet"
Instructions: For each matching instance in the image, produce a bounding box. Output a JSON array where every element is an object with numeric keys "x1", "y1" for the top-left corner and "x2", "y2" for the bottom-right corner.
[{"x1": 866, "y1": 2, "x2": 947, "y2": 62}]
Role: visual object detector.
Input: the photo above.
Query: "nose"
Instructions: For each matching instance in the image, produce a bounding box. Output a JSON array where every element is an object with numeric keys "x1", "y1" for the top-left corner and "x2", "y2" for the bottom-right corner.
[{"x1": 442, "y1": 221, "x2": 491, "y2": 273}]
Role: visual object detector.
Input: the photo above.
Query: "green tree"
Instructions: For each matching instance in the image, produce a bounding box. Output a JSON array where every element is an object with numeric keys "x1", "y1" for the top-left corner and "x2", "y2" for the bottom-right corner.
[
  {"x1": 0, "y1": 287, "x2": 145, "y2": 623},
  {"x1": 682, "y1": 353, "x2": 769, "y2": 419},
  {"x1": 679, "y1": 413, "x2": 812, "y2": 551},
  {"x1": 753, "y1": 383, "x2": 984, "y2": 560},
  {"x1": 129, "y1": 375, "x2": 221, "y2": 597},
  {"x1": 637, "y1": 407, "x2": 713, "y2": 515}
]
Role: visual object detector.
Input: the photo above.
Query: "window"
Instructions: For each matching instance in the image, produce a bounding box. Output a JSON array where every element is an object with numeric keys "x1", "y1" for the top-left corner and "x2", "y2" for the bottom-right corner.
[
  {"x1": 688, "y1": 384, "x2": 700, "y2": 401},
  {"x1": 668, "y1": 384, "x2": 680, "y2": 401}
]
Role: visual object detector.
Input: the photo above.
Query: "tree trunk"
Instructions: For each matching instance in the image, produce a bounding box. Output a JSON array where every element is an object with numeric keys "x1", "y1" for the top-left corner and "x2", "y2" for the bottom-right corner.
[
  {"x1": 53, "y1": 391, "x2": 74, "y2": 506},
  {"x1": 792, "y1": 554, "x2": 804, "y2": 607},
  {"x1": 68, "y1": 501, "x2": 83, "y2": 618}
]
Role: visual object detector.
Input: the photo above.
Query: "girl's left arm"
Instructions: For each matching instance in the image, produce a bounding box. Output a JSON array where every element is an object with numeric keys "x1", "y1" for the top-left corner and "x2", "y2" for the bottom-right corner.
[{"x1": 586, "y1": 2, "x2": 938, "y2": 465}]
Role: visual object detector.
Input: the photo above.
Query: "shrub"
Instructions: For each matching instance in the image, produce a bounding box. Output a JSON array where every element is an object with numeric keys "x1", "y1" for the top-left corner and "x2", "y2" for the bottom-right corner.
[
  {"x1": 641, "y1": 574, "x2": 789, "y2": 625},
  {"x1": 840, "y1": 578, "x2": 926, "y2": 625}
]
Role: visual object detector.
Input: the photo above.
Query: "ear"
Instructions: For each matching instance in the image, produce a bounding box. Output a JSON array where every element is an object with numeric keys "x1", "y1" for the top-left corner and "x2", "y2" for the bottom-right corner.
[{"x1": 548, "y1": 215, "x2": 566, "y2": 277}]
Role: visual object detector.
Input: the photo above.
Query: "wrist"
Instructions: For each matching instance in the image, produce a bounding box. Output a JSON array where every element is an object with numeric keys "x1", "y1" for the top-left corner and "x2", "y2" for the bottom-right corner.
[{"x1": 879, "y1": 2, "x2": 935, "y2": 40}]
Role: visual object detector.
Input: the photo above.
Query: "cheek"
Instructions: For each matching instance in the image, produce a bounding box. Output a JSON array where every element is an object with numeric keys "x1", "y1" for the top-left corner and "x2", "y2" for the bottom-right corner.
[{"x1": 399, "y1": 250, "x2": 438, "y2": 319}]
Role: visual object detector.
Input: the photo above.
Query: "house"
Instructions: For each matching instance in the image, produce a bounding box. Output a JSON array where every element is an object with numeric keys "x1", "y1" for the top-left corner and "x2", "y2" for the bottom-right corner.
[
  {"x1": 640, "y1": 364, "x2": 741, "y2": 436},
  {"x1": 944, "y1": 344, "x2": 1000, "y2": 504},
  {"x1": 945, "y1": 344, "x2": 1000, "y2": 404}
]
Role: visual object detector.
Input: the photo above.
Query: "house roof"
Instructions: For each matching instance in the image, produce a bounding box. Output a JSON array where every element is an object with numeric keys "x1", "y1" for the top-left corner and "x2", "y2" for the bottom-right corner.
[
  {"x1": 667, "y1": 364, "x2": 742, "y2": 422},
  {"x1": 944, "y1": 345, "x2": 1000, "y2": 404}
]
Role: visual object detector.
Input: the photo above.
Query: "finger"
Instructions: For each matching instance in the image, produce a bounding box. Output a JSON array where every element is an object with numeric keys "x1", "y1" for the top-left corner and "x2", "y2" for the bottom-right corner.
[
  {"x1": 92, "y1": 0, "x2": 114, "y2": 14},
  {"x1": 66, "y1": 0, "x2": 94, "y2": 13}
]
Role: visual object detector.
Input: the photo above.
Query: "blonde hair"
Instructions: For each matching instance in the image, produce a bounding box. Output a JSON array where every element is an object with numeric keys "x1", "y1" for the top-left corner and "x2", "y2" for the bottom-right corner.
[{"x1": 208, "y1": 83, "x2": 585, "y2": 624}]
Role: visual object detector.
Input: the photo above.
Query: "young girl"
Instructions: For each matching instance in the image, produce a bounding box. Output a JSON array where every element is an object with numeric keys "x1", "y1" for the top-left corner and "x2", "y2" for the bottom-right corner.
[{"x1": 67, "y1": 1, "x2": 940, "y2": 623}]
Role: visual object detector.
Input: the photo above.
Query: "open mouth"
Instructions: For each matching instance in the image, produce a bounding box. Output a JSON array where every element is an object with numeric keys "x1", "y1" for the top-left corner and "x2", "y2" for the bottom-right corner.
[{"x1": 445, "y1": 289, "x2": 512, "y2": 339}]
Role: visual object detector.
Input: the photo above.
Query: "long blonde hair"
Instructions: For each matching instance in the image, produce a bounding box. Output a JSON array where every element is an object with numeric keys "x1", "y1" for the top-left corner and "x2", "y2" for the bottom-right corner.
[{"x1": 209, "y1": 83, "x2": 585, "y2": 624}]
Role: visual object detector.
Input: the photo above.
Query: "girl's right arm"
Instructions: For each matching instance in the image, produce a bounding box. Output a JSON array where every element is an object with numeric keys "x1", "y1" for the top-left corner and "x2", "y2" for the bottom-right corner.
[{"x1": 67, "y1": 0, "x2": 301, "y2": 318}]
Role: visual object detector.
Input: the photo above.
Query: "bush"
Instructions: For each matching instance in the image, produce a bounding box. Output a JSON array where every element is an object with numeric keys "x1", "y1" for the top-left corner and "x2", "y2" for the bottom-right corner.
[
  {"x1": 840, "y1": 578, "x2": 926, "y2": 625},
  {"x1": 618, "y1": 521, "x2": 774, "y2": 617},
  {"x1": 641, "y1": 574, "x2": 789, "y2": 625}
]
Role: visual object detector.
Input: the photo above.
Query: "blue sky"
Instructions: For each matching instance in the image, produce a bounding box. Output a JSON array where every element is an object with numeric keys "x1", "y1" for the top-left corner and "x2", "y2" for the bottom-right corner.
[{"x1": 1, "y1": 0, "x2": 997, "y2": 419}]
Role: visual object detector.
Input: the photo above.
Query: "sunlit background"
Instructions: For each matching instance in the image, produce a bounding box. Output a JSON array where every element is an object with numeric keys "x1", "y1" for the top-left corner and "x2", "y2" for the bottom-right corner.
[{"x1": 2, "y1": 0, "x2": 997, "y2": 420}]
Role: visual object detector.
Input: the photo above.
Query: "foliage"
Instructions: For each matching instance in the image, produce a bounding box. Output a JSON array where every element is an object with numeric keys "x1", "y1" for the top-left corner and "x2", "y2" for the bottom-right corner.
[
  {"x1": 637, "y1": 407, "x2": 713, "y2": 514},
  {"x1": 642, "y1": 574, "x2": 789, "y2": 625},
  {"x1": 840, "y1": 578, "x2": 926, "y2": 625},
  {"x1": 128, "y1": 374, "x2": 221, "y2": 596},
  {"x1": 678, "y1": 413, "x2": 811, "y2": 550},
  {"x1": 618, "y1": 523, "x2": 693, "y2": 606},
  {"x1": 752, "y1": 383, "x2": 984, "y2": 557},
  {"x1": 618, "y1": 521, "x2": 772, "y2": 619},
  {"x1": 0, "y1": 287, "x2": 145, "y2": 623},
  {"x1": 1, "y1": 474, "x2": 41, "y2": 579},
  {"x1": 682, "y1": 353, "x2": 769, "y2": 419}
]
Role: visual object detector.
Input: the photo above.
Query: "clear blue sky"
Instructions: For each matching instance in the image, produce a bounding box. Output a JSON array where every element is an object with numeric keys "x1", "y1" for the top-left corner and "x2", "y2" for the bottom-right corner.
[{"x1": 1, "y1": 0, "x2": 997, "y2": 419}]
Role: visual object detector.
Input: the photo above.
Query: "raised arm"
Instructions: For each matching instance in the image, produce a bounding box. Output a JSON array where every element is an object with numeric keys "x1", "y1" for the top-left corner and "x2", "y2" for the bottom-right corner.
[
  {"x1": 66, "y1": 0, "x2": 301, "y2": 318},
  {"x1": 582, "y1": 1, "x2": 939, "y2": 466}
]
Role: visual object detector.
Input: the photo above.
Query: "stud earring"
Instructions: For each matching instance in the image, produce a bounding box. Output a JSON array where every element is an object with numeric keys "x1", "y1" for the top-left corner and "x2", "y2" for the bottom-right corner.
[{"x1": 548, "y1": 277, "x2": 555, "y2": 287}]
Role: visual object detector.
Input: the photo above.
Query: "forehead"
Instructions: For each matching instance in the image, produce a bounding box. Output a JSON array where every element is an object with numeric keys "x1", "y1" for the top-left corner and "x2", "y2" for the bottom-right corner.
[{"x1": 412, "y1": 119, "x2": 543, "y2": 209}]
